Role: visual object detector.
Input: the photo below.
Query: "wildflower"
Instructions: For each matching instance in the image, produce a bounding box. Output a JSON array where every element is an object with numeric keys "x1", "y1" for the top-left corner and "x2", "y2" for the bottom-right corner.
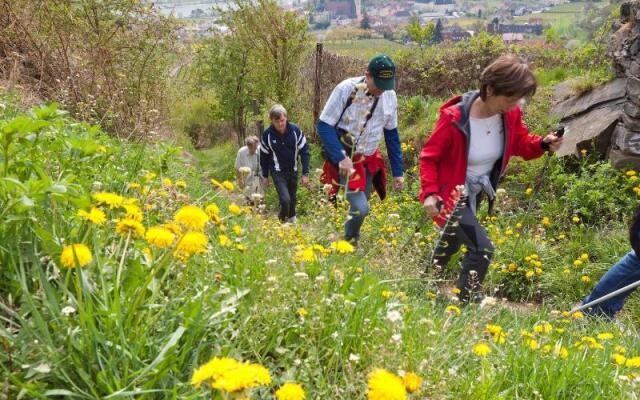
[
  {"x1": 174, "y1": 205, "x2": 209, "y2": 231},
  {"x1": 211, "y1": 178, "x2": 224, "y2": 190},
  {"x1": 615, "y1": 345, "x2": 627, "y2": 354},
  {"x1": 294, "y1": 247, "x2": 316, "y2": 263},
  {"x1": 627, "y1": 170, "x2": 637, "y2": 177},
  {"x1": 528, "y1": 339, "x2": 539, "y2": 350},
  {"x1": 144, "y1": 172, "x2": 156, "y2": 181},
  {"x1": 145, "y1": 226, "x2": 175, "y2": 249},
  {"x1": 367, "y1": 369, "x2": 407, "y2": 400},
  {"x1": 580, "y1": 253, "x2": 589, "y2": 261},
  {"x1": 232, "y1": 225, "x2": 244, "y2": 236},
  {"x1": 485, "y1": 324, "x2": 503, "y2": 336},
  {"x1": 534, "y1": 322, "x2": 553, "y2": 334},
  {"x1": 445, "y1": 305, "x2": 461, "y2": 316},
  {"x1": 330, "y1": 240, "x2": 355, "y2": 254},
  {"x1": 382, "y1": 290, "x2": 394, "y2": 299},
  {"x1": 60, "y1": 244, "x2": 92, "y2": 268},
  {"x1": 219, "y1": 234, "x2": 232, "y2": 247},
  {"x1": 276, "y1": 383, "x2": 305, "y2": 400},
  {"x1": 526, "y1": 270, "x2": 535, "y2": 279},
  {"x1": 163, "y1": 222, "x2": 182, "y2": 236},
  {"x1": 77, "y1": 207, "x2": 106, "y2": 224},
  {"x1": 542, "y1": 217, "x2": 550, "y2": 226},
  {"x1": 123, "y1": 204, "x2": 143, "y2": 222},
  {"x1": 128, "y1": 183, "x2": 141, "y2": 190},
  {"x1": 613, "y1": 354, "x2": 627, "y2": 366},
  {"x1": 175, "y1": 180, "x2": 187, "y2": 189},
  {"x1": 297, "y1": 308, "x2": 308, "y2": 318},
  {"x1": 581, "y1": 275, "x2": 591, "y2": 284},
  {"x1": 403, "y1": 372, "x2": 422, "y2": 393},
  {"x1": 626, "y1": 357, "x2": 640, "y2": 368},
  {"x1": 211, "y1": 362, "x2": 271, "y2": 393},
  {"x1": 222, "y1": 181, "x2": 234, "y2": 191},
  {"x1": 574, "y1": 259, "x2": 583, "y2": 267},
  {"x1": 175, "y1": 232, "x2": 208, "y2": 259},
  {"x1": 452, "y1": 287, "x2": 461, "y2": 295},
  {"x1": 472, "y1": 342, "x2": 491, "y2": 357},
  {"x1": 228, "y1": 204, "x2": 242, "y2": 216},
  {"x1": 116, "y1": 218, "x2": 145, "y2": 237},
  {"x1": 571, "y1": 311, "x2": 584, "y2": 319},
  {"x1": 555, "y1": 346, "x2": 569, "y2": 359},
  {"x1": 205, "y1": 204, "x2": 220, "y2": 218},
  {"x1": 572, "y1": 215, "x2": 580, "y2": 223},
  {"x1": 162, "y1": 178, "x2": 173, "y2": 187},
  {"x1": 92, "y1": 192, "x2": 124, "y2": 208},
  {"x1": 525, "y1": 187, "x2": 533, "y2": 196}
]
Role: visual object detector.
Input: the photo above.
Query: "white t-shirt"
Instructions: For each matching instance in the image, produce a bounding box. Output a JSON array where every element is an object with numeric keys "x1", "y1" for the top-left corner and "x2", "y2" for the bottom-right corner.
[
  {"x1": 467, "y1": 115, "x2": 504, "y2": 178},
  {"x1": 235, "y1": 146, "x2": 259, "y2": 176},
  {"x1": 319, "y1": 76, "x2": 398, "y2": 156}
]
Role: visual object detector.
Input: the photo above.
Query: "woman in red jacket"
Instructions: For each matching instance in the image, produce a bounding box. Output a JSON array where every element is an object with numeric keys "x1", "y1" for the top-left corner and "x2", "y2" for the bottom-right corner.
[{"x1": 419, "y1": 55, "x2": 563, "y2": 303}]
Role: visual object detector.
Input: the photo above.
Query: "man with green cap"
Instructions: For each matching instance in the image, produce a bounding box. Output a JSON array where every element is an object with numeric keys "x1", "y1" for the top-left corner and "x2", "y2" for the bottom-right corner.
[{"x1": 317, "y1": 54, "x2": 404, "y2": 245}]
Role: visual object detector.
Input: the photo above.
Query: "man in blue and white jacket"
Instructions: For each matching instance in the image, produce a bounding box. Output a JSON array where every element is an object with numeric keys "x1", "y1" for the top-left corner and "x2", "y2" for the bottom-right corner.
[{"x1": 260, "y1": 104, "x2": 310, "y2": 223}]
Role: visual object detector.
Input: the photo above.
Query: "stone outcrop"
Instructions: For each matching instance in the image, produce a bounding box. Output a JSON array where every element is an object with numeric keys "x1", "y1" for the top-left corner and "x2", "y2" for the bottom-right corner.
[{"x1": 551, "y1": 1, "x2": 640, "y2": 169}]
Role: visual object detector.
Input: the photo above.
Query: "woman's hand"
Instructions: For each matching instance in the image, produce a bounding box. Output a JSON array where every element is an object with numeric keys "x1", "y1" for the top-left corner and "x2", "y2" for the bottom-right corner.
[
  {"x1": 542, "y1": 133, "x2": 564, "y2": 152},
  {"x1": 423, "y1": 194, "x2": 443, "y2": 217}
]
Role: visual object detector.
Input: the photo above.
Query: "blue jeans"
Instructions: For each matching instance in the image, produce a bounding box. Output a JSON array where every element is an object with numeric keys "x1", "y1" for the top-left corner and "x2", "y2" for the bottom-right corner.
[
  {"x1": 342, "y1": 171, "x2": 373, "y2": 242},
  {"x1": 582, "y1": 251, "x2": 640, "y2": 318},
  {"x1": 271, "y1": 170, "x2": 298, "y2": 222}
]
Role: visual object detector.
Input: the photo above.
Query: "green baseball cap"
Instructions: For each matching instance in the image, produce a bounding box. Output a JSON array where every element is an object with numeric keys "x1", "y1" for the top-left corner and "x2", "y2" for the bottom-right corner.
[{"x1": 368, "y1": 54, "x2": 396, "y2": 91}]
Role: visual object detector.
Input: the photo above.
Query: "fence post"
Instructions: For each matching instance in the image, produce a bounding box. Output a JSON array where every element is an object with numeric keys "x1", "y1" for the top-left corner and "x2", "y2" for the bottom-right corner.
[{"x1": 313, "y1": 42, "x2": 323, "y2": 139}]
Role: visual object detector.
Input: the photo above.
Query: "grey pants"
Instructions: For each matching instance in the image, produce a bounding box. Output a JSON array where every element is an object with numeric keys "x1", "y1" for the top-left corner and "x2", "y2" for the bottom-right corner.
[{"x1": 432, "y1": 205, "x2": 494, "y2": 302}]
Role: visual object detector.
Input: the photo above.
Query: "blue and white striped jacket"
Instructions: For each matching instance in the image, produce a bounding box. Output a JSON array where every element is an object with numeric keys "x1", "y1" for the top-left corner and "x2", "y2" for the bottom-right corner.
[{"x1": 259, "y1": 122, "x2": 310, "y2": 177}]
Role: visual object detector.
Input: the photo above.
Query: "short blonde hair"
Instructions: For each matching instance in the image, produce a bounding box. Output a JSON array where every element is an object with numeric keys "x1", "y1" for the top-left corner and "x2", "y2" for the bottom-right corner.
[
  {"x1": 245, "y1": 136, "x2": 259, "y2": 146},
  {"x1": 269, "y1": 104, "x2": 287, "y2": 120}
]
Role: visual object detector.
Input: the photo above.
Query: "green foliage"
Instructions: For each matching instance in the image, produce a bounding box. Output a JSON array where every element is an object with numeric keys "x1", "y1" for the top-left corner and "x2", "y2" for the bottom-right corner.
[
  {"x1": 0, "y1": 0, "x2": 177, "y2": 138},
  {"x1": 191, "y1": 0, "x2": 311, "y2": 143},
  {"x1": 406, "y1": 17, "x2": 435, "y2": 49}
]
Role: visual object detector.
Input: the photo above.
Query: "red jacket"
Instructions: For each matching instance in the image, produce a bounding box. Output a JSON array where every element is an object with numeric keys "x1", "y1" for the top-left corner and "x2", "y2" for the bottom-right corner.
[
  {"x1": 419, "y1": 91, "x2": 545, "y2": 226},
  {"x1": 321, "y1": 149, "x2": 388, "y2": 200}
]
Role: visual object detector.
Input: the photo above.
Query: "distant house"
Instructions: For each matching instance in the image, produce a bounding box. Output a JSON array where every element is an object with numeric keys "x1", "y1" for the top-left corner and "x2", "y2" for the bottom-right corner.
[
  {"x1": 528, "y1": 17, "x2": 544, "y2": 25},
  {"x1": 324, "y1": 0, "x2": 356, "y2": 19},
  {"x1": 443, "y1": 26, "x2": 472, "y2": 42},
  {"x1": 488, "y1": 20, "x2": 543, "y2": 35},
  {"x1": 502, "y1": 33, "x2": 524, "y2": 43},
  {"x1": 435, "y1": 0, "x2": 454, "y2": 4}
]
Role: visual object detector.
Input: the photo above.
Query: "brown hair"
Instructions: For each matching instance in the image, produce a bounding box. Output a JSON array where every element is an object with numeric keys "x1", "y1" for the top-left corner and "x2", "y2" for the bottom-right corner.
[{"x1": 479, "y1": 55, "x2": 537, "y2": 101}]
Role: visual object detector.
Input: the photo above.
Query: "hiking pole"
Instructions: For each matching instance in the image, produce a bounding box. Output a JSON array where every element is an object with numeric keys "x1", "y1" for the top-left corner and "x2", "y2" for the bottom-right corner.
[{"x1": 568, "y1": 278, "x2": 640, "y2": 315}]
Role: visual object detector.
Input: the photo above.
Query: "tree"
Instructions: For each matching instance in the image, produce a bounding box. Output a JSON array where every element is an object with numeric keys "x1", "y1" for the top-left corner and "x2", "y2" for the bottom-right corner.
[
  {"x1": 361, "y1": 10, "x2": 371, "y2": 30},
  {"x1": 406, "y1": 16, "x2": 435, "y2": 50},
  {"x1": 195, "y1": 0, "x2": 310, "y2": 144},
  {"x1": 432, "y1": 18, "x2": 443, "y2": 44}
]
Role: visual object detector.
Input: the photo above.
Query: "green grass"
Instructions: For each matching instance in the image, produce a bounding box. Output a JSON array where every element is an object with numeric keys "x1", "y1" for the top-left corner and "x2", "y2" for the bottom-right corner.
[
  {"x1": 324, "y1": 39, "x2": 407, "y2": 60},
  {"x1": 4, "y1": 62, "x2": 640, "y2": 399}
]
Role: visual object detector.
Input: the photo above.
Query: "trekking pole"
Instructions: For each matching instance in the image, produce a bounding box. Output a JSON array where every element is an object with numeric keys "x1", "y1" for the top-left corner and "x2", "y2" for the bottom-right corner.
[{"x1": 567, "y1": 278, "x2": 640, "y2": 315}]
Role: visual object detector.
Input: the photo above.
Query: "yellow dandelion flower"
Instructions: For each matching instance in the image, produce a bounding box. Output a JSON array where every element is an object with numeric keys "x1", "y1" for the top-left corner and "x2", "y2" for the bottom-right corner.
[
  {"x1": 572, "y1": 216, "x2": 580, "y2": 223},
  {"x1": 175, "y1": 232, "x2": 208, "y2": 259},
  {"x1": 580, "y1": 253, "x2": 589, "y2": 261},
  {"x1": 232, "y1": 225, "x2": 244, "y2": 236},
  {"x1": 574, "y1": 259, "x2": 583, "y2": 267},
  {"x1": 525, "y1": 188, "x2": 533, "y2": 196},
  {"x1": 276, "y1": 383, "x2": 306, "y2": 400},
  {"x1": 60, "y1": 244, "x2": 92, "y2": 268},
  {"x1": 472, "y1": 342, "x2": 492, "y2": 357},
  {"x1": 222, "y1": 180, "x2": 234, "y2": 191},
  {"x1": 403, "y1": 372, "x2": 422, "y2": 393},
  {"x1": 571, "y1": 311, "x2": 584, "y2": 319},
  {"x1": 581, "y1": 275, "x2": 591, "y2": 283},
  {"x1": 485, "y1": 324, "x2": 503, "y2": 336},
  {"x1": 297, "y1": 307, "x2": 308, "y2": 318},
  {"x1": 533, "y1": 322, "x2": 553, "y2": 334},
  {"x1": 528, "y1": 339, "x2": 539, "y2": 350},
  {"x1": 330, "y1": 240, "x2": 355, "y2": 254},
  {"x1": 77, "y1": 207, "x2": 106, "y2": 224},
  {"x1": 116, "y1": 218, "x2": 145, "y2": 237},
  {"x1": 211, "y1": 362, "x2": 271, "y2": 393},
  {"x1": 145, "y1": 226, "x2": 175, "y2": 249},
  {"x1": 162, "y1": 178, "x2": 173, "y2": 187},
  {"x1": 555, "y1": 346, "x2": 569, "y2": 359},
  {"x1": 367, "y1": 369, "x2": 407, "y2": 400},
  {"x1": 174, "y1": 205, "x2": 209, "y2": 231},
  {"x1": 526, "y1": 270, "x2": 535, "y2": 279},
  {"x1": 176, "y1": 180, "x2": 187, "y2": 189},
  {"x1": 219, "y1": 234, "x2": 232, "y2": 247},
  {"x1": 613, "y1": 354, "x2": 627, "y2": 366},
  {"x1": 445, "y1": 305, "x2": 461, "y2": 316},
  {"x1": 228, "y1": 204, "x2": 242, "y2": 216},
  {"x1": 626, "y1": 357, "x2": 640, "y2": 368},
  {"x1": 615, "y1": 345, "x2": 627, "y2": 354},
  {"x1": 294, "y1": 247, "x2": 316, "y2": 263},
  {"x1": 163, "y1": 222, "x2": 182, "y2": 236},
  {"x1": 144, "y1": 172, "x2": 157, "y2": 181},
  {"x1": 580, "y1": 149, "x2": 588, "y2": 156},
  {"x1": 627, "y1": 170, "x2": 637, "y2": 176},
  {"x1": 92, "y1": 192, "x2": 124, "y2": 208},
  {"x1": 542, "y1": 217, "x2": 550, "y2": 226},
  {"x1": 452, "y1": 287, "x2": 461, "y2": 295},
  {"x1": 122, "y1": 204, "x2": 143, "y2": 222},
  {"x1": 128, "y1": 182, "x2": 141, "y2": 190},
  {"x1": 191, "y1": 357, "x2": 241, "y2": 387},
  {"x1": 382, "y1": 290, "x2": 394, "y2": 299}
]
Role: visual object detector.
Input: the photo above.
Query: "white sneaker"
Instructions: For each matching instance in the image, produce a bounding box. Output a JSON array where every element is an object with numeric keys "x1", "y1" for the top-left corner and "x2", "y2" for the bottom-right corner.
[{"x1": 287, "y1": 216, "x2": 297, "y2": 224}]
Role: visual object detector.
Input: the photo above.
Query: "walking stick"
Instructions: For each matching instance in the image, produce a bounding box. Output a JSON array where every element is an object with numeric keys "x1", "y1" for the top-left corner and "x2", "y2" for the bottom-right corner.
[{"x1": 568, "y1": 278, "x2": 640, "y2": 315}]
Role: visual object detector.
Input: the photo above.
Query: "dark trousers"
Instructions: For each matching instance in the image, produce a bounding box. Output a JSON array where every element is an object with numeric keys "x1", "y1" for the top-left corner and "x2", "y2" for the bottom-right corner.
[
  {"x1": 432, "y1": 205, "x2": 494, "y2": 302},
  {"x1": 272, "y1": 170, "x2": 298, "y2": 222}
]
